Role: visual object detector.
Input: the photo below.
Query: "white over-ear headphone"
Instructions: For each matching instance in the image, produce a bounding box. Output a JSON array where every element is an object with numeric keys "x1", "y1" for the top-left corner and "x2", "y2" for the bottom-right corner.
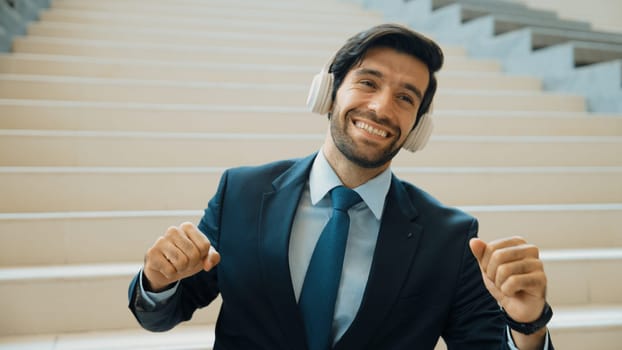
[{"x1": 305, "y1": 59, "x2": 434, "y2": 153}]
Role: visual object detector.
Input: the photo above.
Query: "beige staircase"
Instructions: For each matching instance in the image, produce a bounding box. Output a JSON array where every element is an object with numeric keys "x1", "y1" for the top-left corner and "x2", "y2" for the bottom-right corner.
[{"x1": 1, "y1": 0, "x2": 621, "y2": 349}]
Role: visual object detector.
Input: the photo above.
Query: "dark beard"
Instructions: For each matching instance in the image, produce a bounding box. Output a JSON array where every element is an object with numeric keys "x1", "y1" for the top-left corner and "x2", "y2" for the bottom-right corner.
[{"x1": 329, "y1": 109, "x2": 403, "y2": 168}]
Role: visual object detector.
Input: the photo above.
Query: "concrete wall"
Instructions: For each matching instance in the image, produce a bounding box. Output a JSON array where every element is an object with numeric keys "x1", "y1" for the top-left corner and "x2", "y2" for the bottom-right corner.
[{"x1": 512, "y1": 0, "x2": 622, "y2": 33}]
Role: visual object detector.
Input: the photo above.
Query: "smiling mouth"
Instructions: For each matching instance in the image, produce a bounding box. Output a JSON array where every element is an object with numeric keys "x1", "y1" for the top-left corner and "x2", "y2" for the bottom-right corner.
[{"x1": 354, "y1": 120, "x2": 389, "y2": 138}]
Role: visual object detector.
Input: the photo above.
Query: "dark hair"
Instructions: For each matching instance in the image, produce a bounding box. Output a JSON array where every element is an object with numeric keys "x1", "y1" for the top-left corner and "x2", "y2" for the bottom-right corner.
[{"x1": 329, "y1": 23, "x2": 444, "y2": 127}]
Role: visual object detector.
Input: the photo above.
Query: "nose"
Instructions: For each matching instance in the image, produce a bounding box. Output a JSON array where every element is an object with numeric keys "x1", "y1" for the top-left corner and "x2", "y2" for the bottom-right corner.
[{"x1": 367, "y1": 90, "x2": 392, "y2": 117}]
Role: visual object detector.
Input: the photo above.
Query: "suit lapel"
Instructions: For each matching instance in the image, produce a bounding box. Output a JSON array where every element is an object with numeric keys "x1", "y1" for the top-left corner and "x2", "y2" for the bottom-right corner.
[
  {"x1": 258, "y1": 153, "x2": 316, "y2": 350},
  {"x1": 335, "y1": 176, "x2": 423, "y2": 349}
]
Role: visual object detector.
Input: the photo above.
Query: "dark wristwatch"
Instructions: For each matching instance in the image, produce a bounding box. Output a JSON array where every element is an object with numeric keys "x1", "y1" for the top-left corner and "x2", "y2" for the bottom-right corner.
[{"x1": 502, "y1": 302, "x2": 553, "y2": 335}]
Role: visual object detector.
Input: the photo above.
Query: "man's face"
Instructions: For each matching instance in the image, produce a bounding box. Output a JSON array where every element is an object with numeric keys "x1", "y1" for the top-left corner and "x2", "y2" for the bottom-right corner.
[{"x1": 329, "y1": 47, "x2": 430, "y2": 169}]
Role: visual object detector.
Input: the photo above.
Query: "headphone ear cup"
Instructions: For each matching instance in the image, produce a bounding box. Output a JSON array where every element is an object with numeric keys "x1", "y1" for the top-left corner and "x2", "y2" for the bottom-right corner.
[
  {"x1": 402, "y1": 113, "x2": 434, "y2": 152},
  {"x1": 306, "y1": 71, "x2": 334, "y2": 114}
]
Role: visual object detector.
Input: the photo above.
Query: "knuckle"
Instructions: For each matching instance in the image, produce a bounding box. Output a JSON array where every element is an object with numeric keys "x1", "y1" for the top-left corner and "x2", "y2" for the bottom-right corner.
[
  {"x1": 489, "y1": 249, "x2": 502, "y2": 264},
  {"x1": 155, "y1": 236, "x2": 169, "y2": 248},
  {"x1": 177, "y1": 253, "x2": 189, "y2": 268},
  {"x1": 162, "y1": 264, "x2": 176, "y2": 278},
  {"x1": 146, "y1": 245, "x2": 162, "y2": 261},
  {"x1": 199, "y1": 240, "x2": 212, "y2": 254},
  {"x1": 144, "y1": 255, "x2": 154, "y2": 269},
  {"x1": 167, "y1": 250, "x2": 190, "y2": 270},
  {"x1": 176, "y1": 262, "x2": 188, "y2": 273},
  {"x1": 501, "y1": 275, "x2": 518, "y2": 294},
  {"x1": 525, "y1": 275, "x2": 539, "y2": 288},
  {"x1": 540, "y1": 271, "x2": 548, "y2": 286},
  {"x1": 146, "y1": 245, "x2": 157, "y2": 257},
  {"x1": 148, "y1": 257, "x2": 165, "y2": 274},
  {"x1": 180, "y1": 222, "x2": 194, "y2": 232},
  {"x1": 166, "y1": 250, "x2": 178, "y2": 264},
  {"x1": 497, "y1": 264, "x2": 510, "y2": 279},
  {"x1": 486, "y1": 267, "x2": 496, "y2": 282},
  {"x1": 533, "y1": 271, "x2": 546, "y2": 284},
  {"x1": 165, "y1": 226, "x2": 179, "y2": 238},
  {"x1": 187, "y1": 249, "x2": 200, "y2": 263},
  {"x1": 533, "y1": 259, "x2": 544, "y2": 270}
]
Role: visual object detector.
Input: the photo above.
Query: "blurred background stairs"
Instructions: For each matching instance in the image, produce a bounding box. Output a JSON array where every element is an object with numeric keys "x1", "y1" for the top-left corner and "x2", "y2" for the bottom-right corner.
[{"x1": 0, "y1": 0, "x2": 621, "y2": 349}]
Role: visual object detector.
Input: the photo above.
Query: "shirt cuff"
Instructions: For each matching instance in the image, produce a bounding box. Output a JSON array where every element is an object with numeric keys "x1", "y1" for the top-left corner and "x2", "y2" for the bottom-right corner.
[
  {"x1": 138, "y1": 269, "x2": 179, "y2": 309},
  {"x1": 506, "y1": 326, "x2": 550, "y2": 350}
]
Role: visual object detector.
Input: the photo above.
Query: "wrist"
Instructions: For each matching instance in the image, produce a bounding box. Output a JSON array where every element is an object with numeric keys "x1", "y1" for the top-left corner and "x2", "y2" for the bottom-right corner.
[
  {"x1": 510, "y1": 326, "x2": 548, "y2": 350},
  {"x1": 502, "y1": 302, "x2": 553, "y2": 335},
  {"x1": 142, "y1": 271, "x2": 174, "y2": 293}
]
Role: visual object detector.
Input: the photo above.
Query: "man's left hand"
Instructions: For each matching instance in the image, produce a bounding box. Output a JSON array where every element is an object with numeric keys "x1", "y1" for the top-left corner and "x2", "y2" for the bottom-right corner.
[{"x1": 469, "y1": 236, "x2": 547, "y2": 323}]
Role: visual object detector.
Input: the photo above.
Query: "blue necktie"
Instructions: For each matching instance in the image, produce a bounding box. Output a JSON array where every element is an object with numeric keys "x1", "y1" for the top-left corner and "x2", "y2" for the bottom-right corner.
[{"x1": 299, "y1": 186, "x2": 362, "y2": 350}]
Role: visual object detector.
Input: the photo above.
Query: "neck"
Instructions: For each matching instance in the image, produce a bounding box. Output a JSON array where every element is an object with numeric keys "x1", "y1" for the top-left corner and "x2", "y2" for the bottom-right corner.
[{"x1": 322, "y1": 135, "x2": 390, "y2": 189}]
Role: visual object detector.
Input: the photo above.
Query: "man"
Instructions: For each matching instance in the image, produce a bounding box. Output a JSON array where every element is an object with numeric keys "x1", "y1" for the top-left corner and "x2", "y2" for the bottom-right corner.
[{"x1": 128, "y1": 23, "x2": 554, "y2": 349}]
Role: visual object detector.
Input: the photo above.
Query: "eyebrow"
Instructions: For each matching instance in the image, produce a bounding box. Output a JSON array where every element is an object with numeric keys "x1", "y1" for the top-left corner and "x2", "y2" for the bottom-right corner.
[{"x1": 354, "y1": 68, "x2": 424, "y2": 101}]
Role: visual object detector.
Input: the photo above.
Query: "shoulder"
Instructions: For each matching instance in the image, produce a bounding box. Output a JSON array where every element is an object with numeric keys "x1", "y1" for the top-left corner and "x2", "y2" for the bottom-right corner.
[
  {"x1": 224, "y1": 156, "x2": 305, "y2": 184},
  {"x1": 227, "y1": 158, "x2": 300, "y2": 178},
  {"x1": 397, "y1": 177, "x2": 477, "y2": 231},
  {"x1": 218, "y1": 153, "x2": 315, "y2": 193}
]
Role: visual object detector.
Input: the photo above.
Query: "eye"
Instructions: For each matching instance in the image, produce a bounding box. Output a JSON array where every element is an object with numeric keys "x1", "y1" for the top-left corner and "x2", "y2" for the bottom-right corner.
[
  {"x1": 359, "y1": 80, "x2": 376, "y2": 88},
  {"x1": 397, "y1": 94, "x2": 415, "y2": 105}
]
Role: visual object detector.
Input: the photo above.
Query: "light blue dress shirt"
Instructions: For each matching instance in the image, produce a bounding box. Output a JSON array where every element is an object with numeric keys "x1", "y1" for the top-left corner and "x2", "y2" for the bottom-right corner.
[
  {"x1": 288, "y1": 150, "x2": 390, "y2": 343},
  {"x1": 139, "y1": 149, "x2": 548, "y2": 349}
]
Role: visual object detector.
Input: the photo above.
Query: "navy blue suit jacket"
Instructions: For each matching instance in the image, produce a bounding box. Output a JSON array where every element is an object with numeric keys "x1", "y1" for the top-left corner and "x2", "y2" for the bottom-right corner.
[{"x1": 129, "y1": 153, "x2": 534, "y2": 349}]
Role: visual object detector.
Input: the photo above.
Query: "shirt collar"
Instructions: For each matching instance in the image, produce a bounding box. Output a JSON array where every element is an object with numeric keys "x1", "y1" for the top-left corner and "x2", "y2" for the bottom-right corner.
[{"x1": 309, "y1": 149, "x2": 391, "y2": 220}]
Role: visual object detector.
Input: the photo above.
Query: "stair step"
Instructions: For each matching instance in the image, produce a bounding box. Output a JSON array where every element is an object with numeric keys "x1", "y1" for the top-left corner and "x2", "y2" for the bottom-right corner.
[
  {"x1": 0, "y1": 204, "x2": 619, "y2": 266},
  {"x1": 527, "y1": 27, "x2": 622, "y2": 49},
  {"x1": 54, "y1": 0, "x2": 375, "y2": 11},
  {"x1": 469, "y1": 204, "x2": 622, "y2": 249},
  {"x1": 0, "y1": 263, "x2": 220, "y2": 336},
  {"x1": 0, "y1": 210, "x2": 201, "y2": 266},
  {"x1": 0, "y1": 54, "x2": 542, "y2": 90},
  {"x1": 1, "y1": 166, "x2": 619, "y2": 212},
  {"x1": 70, "y1": 0, "x2": 372, "y2": 12},
  {"x1": 25, "y1": 20, "x2": 405, "y2": 52},
  {"x1": 1, "y1": 307, "x2": 621, "y2": 350},
  {"x1": 26, "y1": 22, "x2": 359, "y2": 52},
  {"x1": 1, "y1": 130, "x2": 619, "y2": 167},
  {"x1": 1, "y1": 100, "x2": 620, "y2": 136},
  {"x1": 461, "y1": 8, "x2": 592, "y2": 33},
  {"x1": 125, "y1": 0, "x2": 377, "y2": 13},
  {"x1": 0, "y1": 324, "x2": 217, "y2": 350},
  {"x1": 37, "y1": 9, "x2": 381, "y2": 38},
  {"x1": 11, "y1": 37, "x2": 502, "y2": 72},
  {"x1": 436, "y1": 111, "x2": 622, "y2": 136},
  {"x1": 0, "y1": 74, "x2": 584, "y2": 110},
  {"x1": 1, "y1": 251, "x2": 620, "y2": 336},
  {"x1": 46, "y1": 3, "x2": 380, "y2": 24},
  {"x1": 544, "y1": 250, "x2": 622, "y2": 305},
  {"x1": 549, "y1": 304, "x2": 622, "y2": 350}
]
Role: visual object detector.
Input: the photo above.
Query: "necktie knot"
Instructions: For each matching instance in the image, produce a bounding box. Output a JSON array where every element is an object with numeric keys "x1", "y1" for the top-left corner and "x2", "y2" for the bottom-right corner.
[{"x1": 330, "y1": 186, "x2": 362, "y2": 212}]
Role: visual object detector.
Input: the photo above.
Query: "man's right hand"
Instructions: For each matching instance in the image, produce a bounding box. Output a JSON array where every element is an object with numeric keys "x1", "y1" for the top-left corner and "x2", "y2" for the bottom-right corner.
[{"x1": 143, "y1": 222, "x2": 220, "y2": 292}]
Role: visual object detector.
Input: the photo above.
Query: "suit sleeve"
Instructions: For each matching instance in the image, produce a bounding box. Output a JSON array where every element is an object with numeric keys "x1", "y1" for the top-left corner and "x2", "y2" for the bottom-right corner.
[
  {"x1": 441, "y1": 218, "x2": 511, "y2": 349},
  {"x1": 127, "y1": 170, "x2": 229, "y2": 332}
]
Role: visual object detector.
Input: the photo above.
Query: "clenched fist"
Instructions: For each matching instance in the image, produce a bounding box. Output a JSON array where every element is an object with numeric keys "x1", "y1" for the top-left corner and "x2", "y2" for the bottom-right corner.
[
  {"x1": 470, "y1": 236, "x2": 549, "y2": 349},
  {"x1": 143, "y1": 222, "x2": 220, "y2": 292}
]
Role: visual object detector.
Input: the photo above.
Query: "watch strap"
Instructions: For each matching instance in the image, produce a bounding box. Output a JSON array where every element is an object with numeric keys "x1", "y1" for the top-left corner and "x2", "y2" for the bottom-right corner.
[{"x1": 502, "y1": 302, "x2": 553, "y2": 335}]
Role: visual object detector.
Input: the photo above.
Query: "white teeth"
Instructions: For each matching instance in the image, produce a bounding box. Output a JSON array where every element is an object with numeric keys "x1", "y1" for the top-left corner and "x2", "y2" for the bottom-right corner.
[{"x1": 355, "y1": 121, "x2": 388, "y2": 137}]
